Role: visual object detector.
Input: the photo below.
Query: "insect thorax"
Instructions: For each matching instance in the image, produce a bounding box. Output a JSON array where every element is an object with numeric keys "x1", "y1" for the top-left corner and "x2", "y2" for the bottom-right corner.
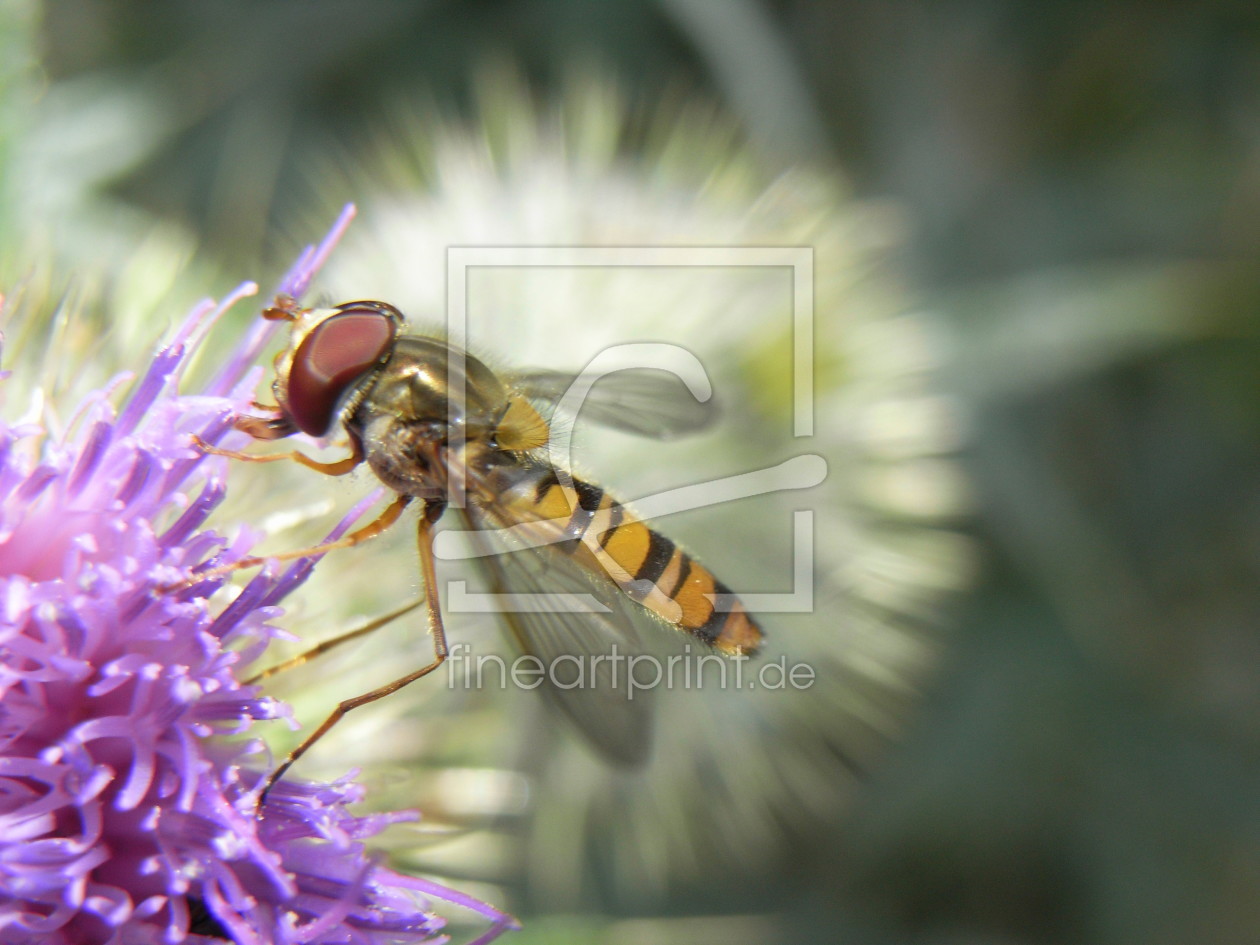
[{"x1": 348, "y1": 336, "x2": 511, "y2": 497}]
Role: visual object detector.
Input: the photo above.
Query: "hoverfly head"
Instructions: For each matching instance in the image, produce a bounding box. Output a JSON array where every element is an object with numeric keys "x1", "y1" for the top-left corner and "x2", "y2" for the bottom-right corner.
[{"x1": 272, "y1": 299, "x2": 404, "y2": 437}]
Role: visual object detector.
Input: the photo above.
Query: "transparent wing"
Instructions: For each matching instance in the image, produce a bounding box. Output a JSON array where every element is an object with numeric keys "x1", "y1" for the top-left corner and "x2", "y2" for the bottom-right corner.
[
  {"x1": 457, "y1": 500, "x2": 656, "y2": 766},
  {"x1": 512, "y1": 367, "x2": 716, "y2": 439}
]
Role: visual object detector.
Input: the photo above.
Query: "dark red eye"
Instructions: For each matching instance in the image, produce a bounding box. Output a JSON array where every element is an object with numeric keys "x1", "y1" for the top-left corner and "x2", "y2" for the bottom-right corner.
[{"x1": 287, "y1": 309, "x2": 397, "y2": 435}]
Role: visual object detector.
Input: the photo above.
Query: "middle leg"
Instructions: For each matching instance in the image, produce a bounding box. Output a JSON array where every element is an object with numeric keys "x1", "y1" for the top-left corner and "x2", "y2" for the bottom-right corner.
[{"x1": 163, "y1": 494, "x2": 412, "y2": 591}]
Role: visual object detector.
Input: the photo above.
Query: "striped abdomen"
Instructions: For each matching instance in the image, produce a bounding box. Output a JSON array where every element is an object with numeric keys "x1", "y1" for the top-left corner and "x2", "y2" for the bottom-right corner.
[{"x1": 522, "y1": 468, "x2": 763, "y2": 656}]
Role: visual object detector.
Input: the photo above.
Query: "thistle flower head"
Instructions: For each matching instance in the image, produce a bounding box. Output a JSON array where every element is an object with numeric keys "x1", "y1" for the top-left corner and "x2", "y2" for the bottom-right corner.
[{"x1": 0, "y1": 216, "x2": 517, "y2": 944}]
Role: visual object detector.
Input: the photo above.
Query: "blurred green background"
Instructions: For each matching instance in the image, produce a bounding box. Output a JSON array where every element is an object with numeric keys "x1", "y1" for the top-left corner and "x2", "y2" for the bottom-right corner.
[{"x1": 4, "y1": 2, "x2": 1260, "y2": 944}]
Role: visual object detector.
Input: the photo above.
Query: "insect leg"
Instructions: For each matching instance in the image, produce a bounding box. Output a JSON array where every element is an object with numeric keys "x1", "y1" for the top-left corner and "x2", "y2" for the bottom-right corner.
[
  {"x1": 257, "y1": 503, "x2": 450, "y2": 807},
  {"x1": 262, "y1": 294, "x2": 301, "y2": 321},
  {"x1": 233, "y1": 415, "x2": 298, "y2": 441},
  {"x1": 244, "y1": 596, "x2": 426, "y2": 685},
  {"x1": 192, "y1": 432, "x2": 362, "y2": 475},
  {"x1": 163, "y1": 494, "x2": 411, "y2": 591}
]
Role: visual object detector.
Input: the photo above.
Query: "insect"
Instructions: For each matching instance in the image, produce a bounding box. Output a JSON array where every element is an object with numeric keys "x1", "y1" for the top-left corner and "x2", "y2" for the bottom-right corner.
[{"x1": 197, "y1": 296, "x2": 763, "y2": 797}]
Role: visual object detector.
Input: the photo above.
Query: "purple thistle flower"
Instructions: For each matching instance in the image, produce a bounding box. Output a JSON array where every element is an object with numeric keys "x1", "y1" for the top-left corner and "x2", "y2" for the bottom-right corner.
[{"x1": 0, "y1": 209, "x2": 518, "y2": 944}]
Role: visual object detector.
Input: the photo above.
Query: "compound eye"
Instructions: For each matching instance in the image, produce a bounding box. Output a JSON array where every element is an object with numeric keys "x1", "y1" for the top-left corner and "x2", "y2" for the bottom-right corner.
[{"x1": 287, "y1": 309, "x2": 397, "y2": 435}]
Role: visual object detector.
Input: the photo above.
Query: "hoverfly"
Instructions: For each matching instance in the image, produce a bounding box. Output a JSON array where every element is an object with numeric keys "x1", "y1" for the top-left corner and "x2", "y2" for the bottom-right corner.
[{"x1": 200, "y1": 297, "x2": 762, "y2": 797}]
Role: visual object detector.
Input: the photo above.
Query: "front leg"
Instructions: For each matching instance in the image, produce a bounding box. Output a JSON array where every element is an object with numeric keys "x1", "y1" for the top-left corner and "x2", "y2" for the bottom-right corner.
[
  {"x1": 192, "y1": 431, "x2": 363, "y2": 477},
  {"x1": 235, "y1": 413, "x2": 297, "y2": 441}
]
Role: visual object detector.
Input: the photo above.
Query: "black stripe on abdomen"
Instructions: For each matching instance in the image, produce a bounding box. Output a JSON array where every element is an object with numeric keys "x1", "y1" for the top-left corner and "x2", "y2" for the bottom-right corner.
[
  {"x1": 665, "y1": 553, "x2": 693, "y2": 600},
  {"x1": 632, "y1": 530, "x2": 675, "y2": 591},
  {"x1": 694, "y1": 578, "x2": 736, "y2": 644},
  {"x1": 559, "y1": 477, "x2": 602, "y2": 554}
]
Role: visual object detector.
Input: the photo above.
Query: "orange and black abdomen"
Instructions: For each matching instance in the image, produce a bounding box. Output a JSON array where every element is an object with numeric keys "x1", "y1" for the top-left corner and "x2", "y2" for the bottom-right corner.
[{"x1": 528, "y1": 469, "x2": 763, "y2": 656}]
